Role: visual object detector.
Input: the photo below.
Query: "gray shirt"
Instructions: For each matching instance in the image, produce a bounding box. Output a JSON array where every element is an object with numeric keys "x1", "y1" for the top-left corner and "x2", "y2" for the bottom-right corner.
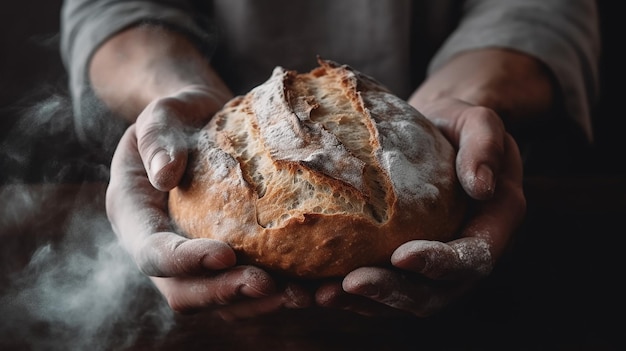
[{"x1": 60, "y1": 0, "x2": 600, "y2": 149}]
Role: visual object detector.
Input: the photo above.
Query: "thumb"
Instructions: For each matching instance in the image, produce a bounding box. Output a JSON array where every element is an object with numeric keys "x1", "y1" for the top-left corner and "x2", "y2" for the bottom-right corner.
[{"x1": 135, "y1": 101, "x2": 190, "y2": 191}]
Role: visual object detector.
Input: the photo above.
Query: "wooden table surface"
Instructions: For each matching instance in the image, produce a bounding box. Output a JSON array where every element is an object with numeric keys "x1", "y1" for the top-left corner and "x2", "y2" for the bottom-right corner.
[{"x1": 0, "y1": 177, "x2": 623, "y2": 350}]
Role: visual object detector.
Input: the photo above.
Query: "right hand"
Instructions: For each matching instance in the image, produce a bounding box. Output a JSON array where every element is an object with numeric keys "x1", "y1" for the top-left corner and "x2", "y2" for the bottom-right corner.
[
  {"x1": 105, "y1": 86, "x2": 311, "y2": 320},
  {"x1": 315, "y1": 97, "x2": 526, "y2": 318}
]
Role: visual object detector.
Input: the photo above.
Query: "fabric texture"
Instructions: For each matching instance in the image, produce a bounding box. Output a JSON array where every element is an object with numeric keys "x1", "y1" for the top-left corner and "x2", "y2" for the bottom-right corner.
[
  {"x1": 60, "y1": 0, "x2": 601, "y2": 148},
  {"x1": 429, "y1": 0, "x2": 601, "y2": 142},
  {"x1": 60, "y1": 0, "x2": 213, "y2": 149}
]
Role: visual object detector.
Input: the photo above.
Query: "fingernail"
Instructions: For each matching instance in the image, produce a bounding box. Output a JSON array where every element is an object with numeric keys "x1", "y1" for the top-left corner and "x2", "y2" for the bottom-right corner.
[
  {"x1": 202, "y1": 255, "x2": 231, "y2": 270},
  {"x1": 240, "y1": 284, "x2": 270, "y2": 298},
  {"x1": 358, "y1": 284, "x2": 380, "y2": 298},
  {"x1": 409, "y1": 254, "x2": 428, "y2": 273},
  {"x1": 475, "y1": 164, "x2": 495, "y2": 194},
  {"x1": 150, "y1": 149, "x2": 171, "y2": 172}
]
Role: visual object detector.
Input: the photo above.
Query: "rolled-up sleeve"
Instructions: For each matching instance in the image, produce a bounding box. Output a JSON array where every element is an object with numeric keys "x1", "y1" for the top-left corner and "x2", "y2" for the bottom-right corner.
[
  {"x1": 428, "y1": 0, "x2": 601, "y2": 142},
  {"x1": 60, "y1": 0, "x2": 213, "y2": 148}
]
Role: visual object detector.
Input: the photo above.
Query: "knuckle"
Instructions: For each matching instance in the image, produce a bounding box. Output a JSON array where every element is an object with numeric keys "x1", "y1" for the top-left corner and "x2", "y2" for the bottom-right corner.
[
  {"x1": 146, "y1": 97, "x2": 182, "y2": 122},
  {"x1": 135, "y1": 233, "x2": 187, "y2": 277}
]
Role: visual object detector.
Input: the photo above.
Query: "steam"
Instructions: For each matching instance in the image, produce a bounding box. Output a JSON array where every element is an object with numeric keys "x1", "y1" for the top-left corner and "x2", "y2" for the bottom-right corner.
[{"x1": 0, "y1": 87, "x2": 174, "y2": 350}]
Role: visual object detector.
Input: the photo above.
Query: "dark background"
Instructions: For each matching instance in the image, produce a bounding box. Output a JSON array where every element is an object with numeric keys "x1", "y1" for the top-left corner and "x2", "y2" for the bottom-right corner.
[
  {"x1": 1, "y1": 2, "x2": 66, "y2": 128},
  {"x1": 0, "y1": 2, "x2": 624, "y2": 350}
]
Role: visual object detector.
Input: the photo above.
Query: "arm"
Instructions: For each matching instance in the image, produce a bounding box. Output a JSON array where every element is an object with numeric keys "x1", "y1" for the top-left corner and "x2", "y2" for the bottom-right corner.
[
  {"x1": 425, "y1": 0, "x2": 601, "y2": 141},
  {"x1": 410, "y1": 48, "x2": 556, "y2": 136},
  {"x1": 60, "y1": 0, "x2": 215, "y2": 149},
  {"x1": 89, "y1": 24, "x2": 231, "y2": 123},
  {"x1": 90, "y1": 24, "x2": 231, "y2": 191}
]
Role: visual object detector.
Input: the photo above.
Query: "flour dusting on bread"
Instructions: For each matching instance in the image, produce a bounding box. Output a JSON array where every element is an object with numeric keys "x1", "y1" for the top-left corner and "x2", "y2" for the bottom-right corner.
[
  {"x1": 206, "y1": 59, "x2": 397, "y2": 228},
  {"x1": 168, "y1": 58, "x2": 466, "y2": 278}
]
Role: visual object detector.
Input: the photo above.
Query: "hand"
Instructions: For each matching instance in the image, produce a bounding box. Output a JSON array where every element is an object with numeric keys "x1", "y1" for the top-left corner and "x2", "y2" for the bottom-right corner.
[
  {"x1": 106, "y1": 87, "x2": 311, "y2": 320},
  {"x1": 315, "y1": 98, "x2": 526, "y2": 317}
]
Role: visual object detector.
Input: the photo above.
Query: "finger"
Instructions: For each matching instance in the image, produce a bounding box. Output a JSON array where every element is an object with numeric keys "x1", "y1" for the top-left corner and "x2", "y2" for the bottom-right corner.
[
  {"x1": 454, "y1": 106, "x2": 506, "y2": 200},
  {"x1": 135, "y1": 232, "x2": 236, "y2": 277},
  {"x1": 424, "y1": 99, "x2": 506, "y2": 200},
  {"x1": 391, "y1": 238, "x2": 492, "y2": 280},
  {"x1": 135, "y1": 99, "x2": 190, "y2": 191},
  {"x1": 214, "y1": 283, "x2": 312, "y2": 321},
  {"x1": 106, "y1": 125, "x2": 171, "y2": 248},
  {"x1": 342, "y1": 267, "x2": 460, "y2": 318},
  {"x1": 152, "y1": 265, "x2": 277, "y2": 313},
  {"x1": 315, "y1": 280, "x2": 401, "y2": 317},
  {"x1": 460, "y1": 134, "x2": 526, "y2": 257}
]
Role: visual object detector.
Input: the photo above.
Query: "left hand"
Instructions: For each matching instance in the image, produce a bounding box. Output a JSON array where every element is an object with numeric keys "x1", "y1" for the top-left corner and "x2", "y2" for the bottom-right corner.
[
  {"x1": 106, "y1": 86, "x2": 313, "y2": 321},
  {"x1": 315, "y1": 97, "x2": 526, "y2": 317}
]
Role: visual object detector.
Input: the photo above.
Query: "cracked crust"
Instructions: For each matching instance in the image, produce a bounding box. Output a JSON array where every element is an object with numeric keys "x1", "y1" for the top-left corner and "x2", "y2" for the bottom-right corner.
[{"x1": 168, "y1": 58, "x2": 466, "y2": 279}]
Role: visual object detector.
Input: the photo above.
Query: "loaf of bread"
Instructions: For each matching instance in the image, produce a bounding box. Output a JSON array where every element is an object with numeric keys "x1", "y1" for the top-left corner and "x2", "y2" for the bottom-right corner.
[{"x1": 168, "y1": 58, "x2": 466, "y2": 279}]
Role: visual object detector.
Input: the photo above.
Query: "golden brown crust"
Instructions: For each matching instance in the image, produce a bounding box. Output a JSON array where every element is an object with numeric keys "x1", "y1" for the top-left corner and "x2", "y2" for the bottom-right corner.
[{"x1": 168, "y1": 58, "x2": 466, "y2": 279}]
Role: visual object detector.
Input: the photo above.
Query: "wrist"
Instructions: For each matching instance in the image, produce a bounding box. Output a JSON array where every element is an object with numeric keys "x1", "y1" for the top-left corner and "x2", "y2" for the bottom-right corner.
[
  {"x1": 89, "y1": 24, "x2": 232, "y2": 121},
  {"x1": 410, "y1": 48, "x2": 557, "y2": 130},
  {"x1": 153, "y1": 84, "x2": 232, "y2": 128}
]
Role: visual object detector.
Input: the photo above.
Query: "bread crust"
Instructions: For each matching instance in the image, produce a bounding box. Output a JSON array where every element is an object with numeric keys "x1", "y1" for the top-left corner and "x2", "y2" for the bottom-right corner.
[{"x1": 168, "y1": 59, "x2": 466, "y2": 279}]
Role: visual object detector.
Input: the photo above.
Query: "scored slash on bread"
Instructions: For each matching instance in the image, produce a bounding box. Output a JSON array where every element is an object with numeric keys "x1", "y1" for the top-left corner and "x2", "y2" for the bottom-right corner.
[{"x1": 168, "y1": 58, "x2": 466, "y2": 279}]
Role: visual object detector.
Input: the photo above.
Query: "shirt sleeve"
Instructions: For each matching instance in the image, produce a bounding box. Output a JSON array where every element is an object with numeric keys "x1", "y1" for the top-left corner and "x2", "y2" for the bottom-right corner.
[
  {"x1": 60, "y1": 0, "x2": 213, "y2": 149},
  {"x1": 428, "y1": 0, "x2": 601, "y2": 142}
]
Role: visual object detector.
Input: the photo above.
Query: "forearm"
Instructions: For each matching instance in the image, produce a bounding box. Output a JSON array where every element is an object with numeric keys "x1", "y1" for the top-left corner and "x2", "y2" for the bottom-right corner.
[
  {"x1": 89, "y1": 24, "x2": 232, "y2": 123},
  {"x1": 409, "y1": 48, "x2": 556, "y2": 133},
  {"x1": 423, "y1": 0, "x2": 599, "y2": 141}
]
